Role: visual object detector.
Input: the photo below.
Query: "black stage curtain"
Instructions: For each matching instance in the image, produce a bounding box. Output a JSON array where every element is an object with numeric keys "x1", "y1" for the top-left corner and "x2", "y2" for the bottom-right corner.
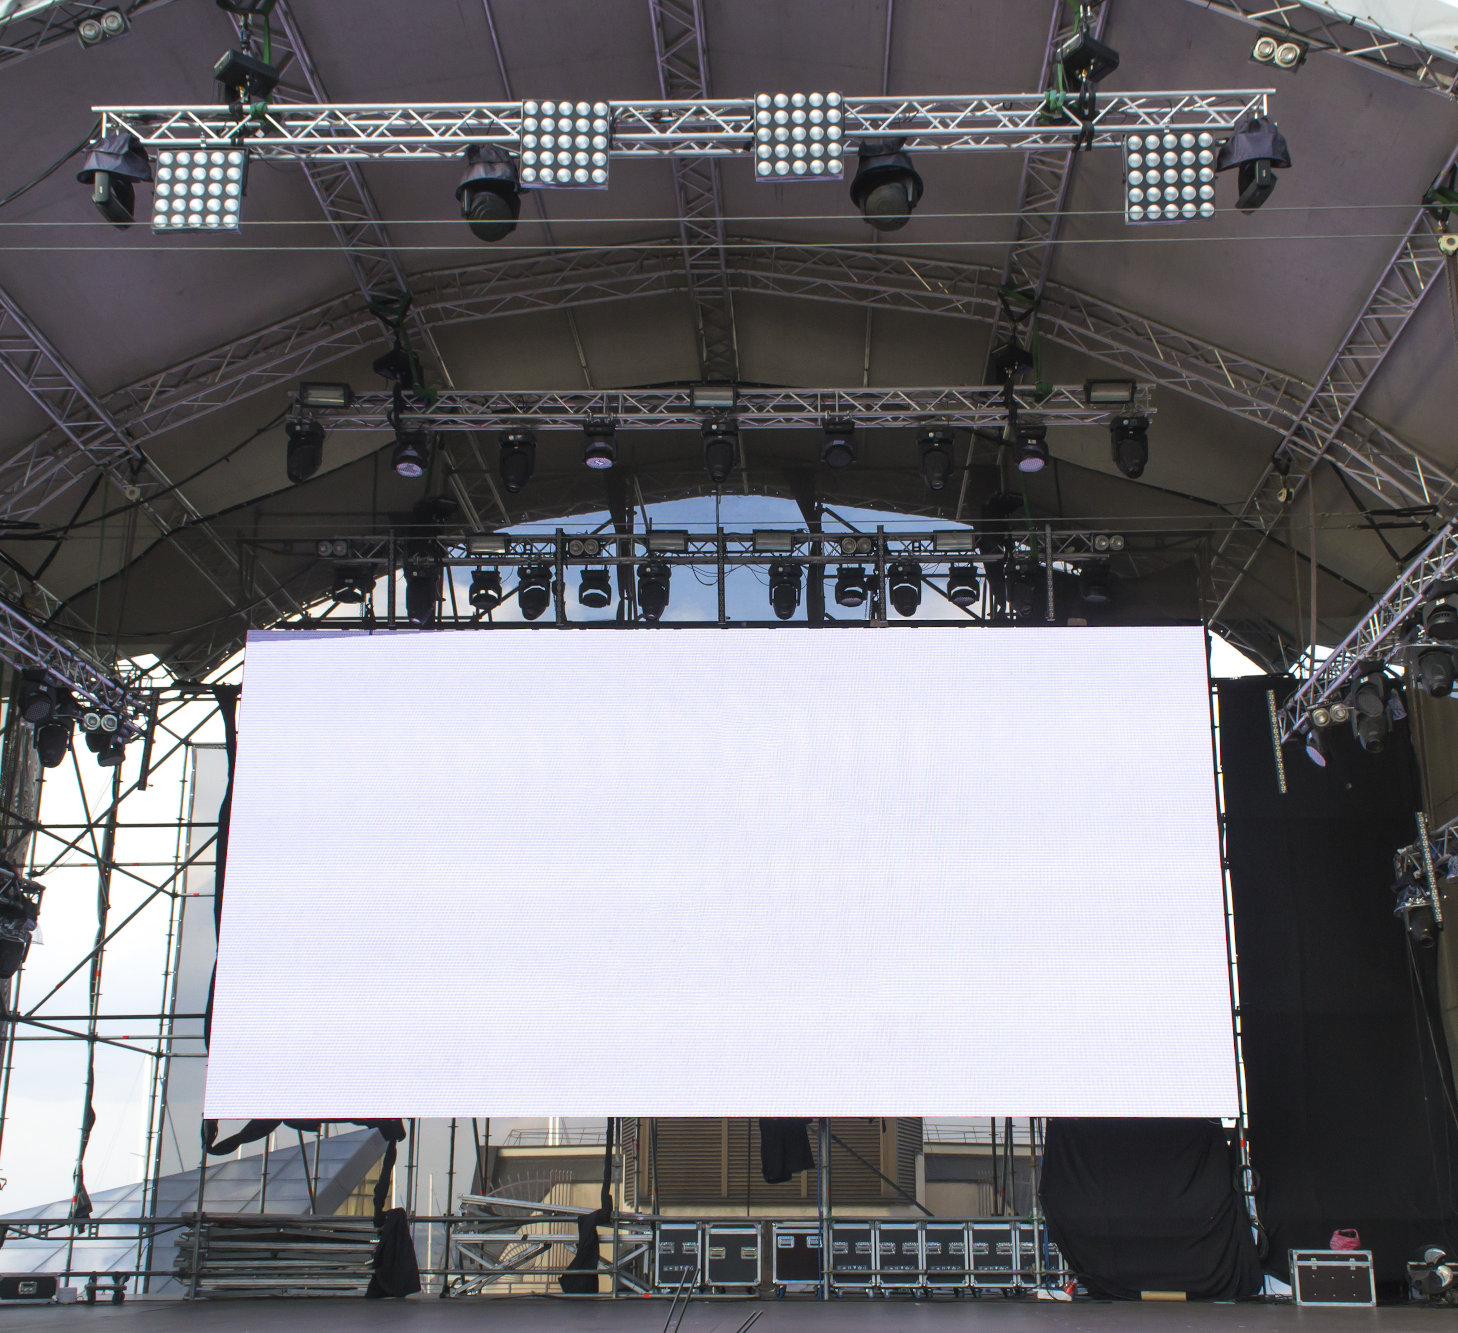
[
  {"x1": 760, "y1": 1118, "x2": 815, "y2": 1183},
  {"x1": 1219, "y1": 677, "x2": 1458, "y2": 1285},
  {"x1": 1040, "y1": 1118, "x2": 1261, "y2": 1299}
]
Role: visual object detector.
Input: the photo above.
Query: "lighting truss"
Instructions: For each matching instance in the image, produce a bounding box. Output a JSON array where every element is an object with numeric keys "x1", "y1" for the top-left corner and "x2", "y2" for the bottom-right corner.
[
  {"x1": 316, "y1": 384, "x2": 1154, "y2": 432},
  {"x1": 93, "y1": 90, "x2": 1271, "y2": 162},
  {"x1": 0, "y1": 595, "x2": 141, "y2": 737},
  {"x1": 1280, "y1": 515, "x2": 1458, "y2": 741},
  {"x1": 0, "y1": 0, "x2": 167, "y2": 69}
]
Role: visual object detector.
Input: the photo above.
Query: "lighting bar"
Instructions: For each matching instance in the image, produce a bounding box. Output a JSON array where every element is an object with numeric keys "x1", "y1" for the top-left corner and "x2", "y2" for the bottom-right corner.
[
  {"x1": 344, "y1": 384, "x2": 1154, "y2": 432},
  {"x1": 93, "y1": 91, "x2": 1270, "y2": 163}
]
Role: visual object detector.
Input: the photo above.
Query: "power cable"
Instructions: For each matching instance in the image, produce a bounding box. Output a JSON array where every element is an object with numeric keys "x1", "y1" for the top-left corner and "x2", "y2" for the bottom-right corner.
[{"x1": 0, "y1": 122, "x2": 100, "y2": 212}]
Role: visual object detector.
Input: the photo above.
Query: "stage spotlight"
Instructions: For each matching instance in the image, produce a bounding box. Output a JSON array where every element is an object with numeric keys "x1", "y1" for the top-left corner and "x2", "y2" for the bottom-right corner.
[
  {"x1": 702, "y1": 417, "x2": 738, "y2": 485},
  {"x1": 821, "y1": 419, "x2": 856, "y2": 469},
  {"x1": 1350, "y1": 669, "x2": 1391, "y2": 753},
  {"x1": 919, "y1": 426, "x2": 954, "y2": 491},
  {"x1": 834, "y1": 565, "x2": 869, "y2": 608},
  {"x1": 1252, "y1": 32, "x2": 1307, "y2": 69},
  {"x1": 1111, "y1": 413, "x2": 1150, "y2": 479},
  {"x1": 285, "y1": 416, "x2": 325, "y2": 484},
  {"x1": 583, "y1": 419, "x2": 617, "y2": 470},
  {"x1": 403, "y1": 551, "x2": 442, "y2": 628},
  {"x1": 1215, "y1": 114, "x2": 1290, "y2": 213},
  {"x1": 84, "y1": 727, "x2": 124, "y2": 768},
  {"x1": 1081, "y1": 563, "x2": 1113, "y2": 605},
  {"x1": 768, "y1": 561, "x2": 802, "y2": 620},
  {"x1": 1417, "y1": 646, "x2": 1458, "y2": 698},
  {"x1": 392, "y1": 427, "x2": 432, "y2": 480},
  {"x1": 1004, "y1": 562, "x2": 1043, "y2": 620},
  {"x1": 77, "y1": 7, "x2": 129, "y2": 47},
  {"x1": 947, "y1": 564, "x2": 980, "y2": 608},
  {"x1": 331, "y1": 563, "x2": 375, "y2": 604},
  {"x1": 1395, "y1": 875, "x2": 1440, "y2": 949},
  {"x1": 34, "y1": 718, "x2": 72, "y2": 769},
  {"x1": 578, "y1": 568, "x2": 613, "y2": 609},
  {"x1": 499, "y1": 430, "x2": 536, "y2": 494},
  {"x1": 456, "y1": 145, "x2": 521, "y2": 242},
  {"x1": 517, "y1": 563, "x2": 554, "y2": 621},
  {"x1": 1058, "y1": 25, "x2": 1120, "y2": 86},
  {"x1": 16, "y1": 673, "x2": 58, "y2": 725},
  {"x1": 888, "y1": 560, "x2": 922, "y2": 617},
  {"x1": 75, "y1": 131, "x2": 150, "y2": 229},
  {"x1": 637, "y1": 561, "x2": 671, "y2": 622},
  {"x1": 469, "y1": 567, "x2": 504, "y2": 614},
  {"x1": 1409, "y1": 1246, "x2": 1457, "y2": 1299},
  {"x1": 1015, "y1": 423, "x2": 1048, "y2": 475},
  {"x1": 849, "y1": 138, "x2": 923, "y2": 231},
  {"x1": 1422, "y1": 593, "x2": 1458, "y2": 640},
  {"x1": 1303, "y1": 726, "x2": 1327, "y2": 768}
]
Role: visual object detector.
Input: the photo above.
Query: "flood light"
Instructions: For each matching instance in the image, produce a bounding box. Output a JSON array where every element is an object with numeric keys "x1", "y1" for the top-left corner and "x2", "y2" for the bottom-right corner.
[
  {"x1": 839, "y1": 535, "x2": 875, "y2": 557},
  {"x1": 1252, "y1": 33, "x2": 1306, "y2": 69},
  {"x1": 298, "y1": 382, "x2": 353, "y2": 410},
  {"x1": 702, "y1": 418, "x2": 738, "y2": 485},
  {"x1": 469, "y1": 568, "x2": 503, "y2": 614},
  {"x1": 392, "y1": 427, "x2": 432, "y2": 480},
  {"x1": 850, "y1": 137, "x2": 922, "y2": 230},
  {"x1": 1085, "y1": 379, "x2": 1137, "y2": 406},
  {"x1": 519, "y1": 100, "x2": 612, "y2": 187},
  {"x1": 822, "y1": 419, "x2": 856, "y2": 469},
  {"x1": 919, "y1": 427, "x2": 954, "y2": 491},
  {"x1": 517, "y1": 563, "x2": 554, "y2": 621},
  {"x1": 152, "y1": 148, "x2": 246, "y2": 233},
  {"x1": 834, "y1": 566, "x2": 869, "y2": 608},
  {"x1": 578, "y1": 568, "x2": 613, "y2": 608},
  {"x1": 888, "y1": 560, "x2": 922, "y2": 617},
  {"x1": 1111, "y1": 414, "x2": 1150, "y2": 479},
  {"x1": 753, "y1": 91, "x2": 844, "y2": 180},
  {"x1": 1125, "y1": 131, "x2": 1215, "y2": 224},
  {"x1": 499, "y1": 430, "x2": 536, "y2": 493},
  {"x1": 285, "y1": 417, "x2": 324, "y2": 484},
  {"x1": 77, "y1": 8, "x2": 129, "y2": 46},
  {"x1": 583, "y1": 419, "x2": 617, "y2": 470},
  {"x1": 768, "y1": 561, "x2": 802, "y2": 620},
  {"x1": 456, "y1": 145, "x2": 522, "y2": 242},
  {"x1": 637, "y1": 561, "x2": 671, "y2": 622}
]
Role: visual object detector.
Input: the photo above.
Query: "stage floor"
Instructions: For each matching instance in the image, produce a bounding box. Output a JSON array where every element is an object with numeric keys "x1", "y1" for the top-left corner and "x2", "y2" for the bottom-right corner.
[{"x1": 3, "y1": 1298, "x2": 1450, "y2": 1331}]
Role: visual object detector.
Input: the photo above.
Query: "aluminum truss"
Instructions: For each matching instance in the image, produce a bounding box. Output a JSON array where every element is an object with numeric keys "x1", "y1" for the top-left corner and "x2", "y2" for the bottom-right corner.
[
  {"x1": 324, "y1": 383, "x2": 1153, "y2": 432},
  {"x1": 94, "y1": 90, "x2": 1271, "y2": 161},
  {"x1": 1206, "y1": 160, "x2": 1458, "y2": 635},
  {"x1": 0, "y1": 0, "x2": 172, "y2": 70},
  {"x1": 1180, "y1": 0, "x2": 1458, "y2": 97},
  {"x1": 649, "y1": 0, "x2": 737, "y2": 380},
  {"x1": 1279, "y1": 515, "x2": 1458, "y2": 739},
  {"x1": 0, "y1": 596, "x2": 140, "y2": 734}
]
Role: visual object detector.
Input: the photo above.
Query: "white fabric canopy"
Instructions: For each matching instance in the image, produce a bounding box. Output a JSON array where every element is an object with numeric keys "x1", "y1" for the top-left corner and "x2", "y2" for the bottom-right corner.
[{"x1": 1322, "y1": 0, "x2": 1458, "y2": 54}]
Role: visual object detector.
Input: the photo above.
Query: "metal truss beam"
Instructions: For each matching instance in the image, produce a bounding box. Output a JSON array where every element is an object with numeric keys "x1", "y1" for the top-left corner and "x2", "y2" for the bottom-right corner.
[
  {"x1": 649, "y1": 0, "x2": 737, "y2": 380},
  {"x1": 0, "y1": 286, "x2": 302, "y2": 632},
  {"x1": 1205, "y1": 152, "x2": 1458, "y2": 635},
  {"x1": 0, "y1": 595, "x2": 138, "y2": 732},
  {"x1": 984, "y1": 0, "x2": 1110, "y2": 370},
  {"x1": 1180, "y1": 0, "x2": 1458, "y2": 97},
  {"x1": 1279, "y1": 513, "x2": 1458, "y2": 739},
  {"x1": 0, "y1": 0, "x2": 172, "y2": 70},
  {"x1": 95, "y1": 90, "x2": 1271, "y2": 160},
  {"x1": 325, "y1": 383, "x2": 1151, "y2": 432}
]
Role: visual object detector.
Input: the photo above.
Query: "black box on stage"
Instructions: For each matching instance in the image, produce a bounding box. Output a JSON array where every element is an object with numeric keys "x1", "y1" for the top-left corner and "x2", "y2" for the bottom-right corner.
[
  {"x1": 923, "y1": 1222, "x2": 969, "y2": 1287},
  {"x1": 970, "y1": 1222, "x2": 1018, "y2": 1287},
  {"x1": 878, "y1": 1222, "x2": 922, "y2": 1287},
  {"x1": 771, "y1": 1223, "x2": 821, "y2": 1286},
  {"x1": 654, "y1": 1222, "x2": 701, "y2": 1290},
  {"x1": 705, "y1": 1223, "x2": 760, "y2": 1288},
  {"x1": 0, "y1": 1274, "x2": 58, "y2": 1301},
  {"x1": 830, "y1": 1222, "x2": 876, "y2": 1287},
  {"x1": 1290, "y1": 1249, "x2": 1375, "y2": 1306}
]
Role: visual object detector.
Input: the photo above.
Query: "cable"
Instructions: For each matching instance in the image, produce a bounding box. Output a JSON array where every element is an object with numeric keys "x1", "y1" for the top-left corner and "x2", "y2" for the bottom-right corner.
[{"x1": 0, "y1": 121, "x2": 100, "y2": 213}]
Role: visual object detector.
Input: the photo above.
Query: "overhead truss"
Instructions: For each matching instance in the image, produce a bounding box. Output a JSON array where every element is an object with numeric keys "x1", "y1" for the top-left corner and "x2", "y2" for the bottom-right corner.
[
  {"x1": 0, "y1": 0, "x2": 171, "y2": 70},
  {"x1": 0, "y1": 594, "x2": 139, "y2": 733},
  {"x1": 94, "y1": 90, "x2": 1271, "y2": 160},
  {"x1": 325, "y1": 384, "x2": 1152, "y2": 432}
]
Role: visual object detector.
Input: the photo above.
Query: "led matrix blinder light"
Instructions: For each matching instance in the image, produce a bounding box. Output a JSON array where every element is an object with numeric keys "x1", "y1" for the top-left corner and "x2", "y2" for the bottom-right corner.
[
  {"x1": 519, "y1": 101, "x2": 612, "y2": 187},
  {"x1": 1124, "y1": 132, "x2": 1215, "y2": 225},
  {"x1": 153, "y1": 148, "x2": 247, "y2": 232},
  {"x1": 754, "y1": 92, "x2": 844, "y2": 180}
]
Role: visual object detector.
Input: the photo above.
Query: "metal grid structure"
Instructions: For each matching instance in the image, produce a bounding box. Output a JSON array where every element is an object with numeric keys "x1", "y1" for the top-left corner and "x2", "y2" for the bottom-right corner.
[
  {"x1": 323, "y1": 383, "x2": 1153, "y2": 432},
  {"x1": 0, "y1": 599, "x2": 141, "y2": 736},
  {"x1": 0, "y1": 0, "x2": 172, "y2": 70},
  {"x1": 93, "y1": 90, "x2": 1272, "y2": 160}
]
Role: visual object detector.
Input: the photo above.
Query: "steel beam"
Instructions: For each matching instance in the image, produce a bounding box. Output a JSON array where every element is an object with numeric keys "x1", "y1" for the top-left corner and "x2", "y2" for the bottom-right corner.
[
  {"x1": 1180, "y1": 0, "x2": 1458, "y2": 97},
  {"x1": 323, "y1": 383, "x2": 1152, "y2": 432},
  {"x1": 1205, "y1": 150, "x2": 1458, "y2": 637},
  {"x1": 649, "y1": 0, "x2": 737, "y2": 380},
  {"x1": 94, "y1": 90, "x2": 1271, "y2": 160}
]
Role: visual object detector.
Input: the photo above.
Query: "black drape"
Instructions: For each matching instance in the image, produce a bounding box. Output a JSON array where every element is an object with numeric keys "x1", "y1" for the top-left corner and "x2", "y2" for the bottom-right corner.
[
  {"x1": 760, "y1": 1118, "x2": 815, "y2": 1183},
  {"x1": 1040, "y1": 1118, "x2": 1261, "y2": 1299},
  {"x1": 1219, "y1": 677, "x2": 1458, "y2": 1285}
]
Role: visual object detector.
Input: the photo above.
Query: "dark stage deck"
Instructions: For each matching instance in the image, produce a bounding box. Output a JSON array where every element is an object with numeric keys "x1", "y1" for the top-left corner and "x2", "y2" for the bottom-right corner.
[{"x1": 4, "y1": 1299, "x2": 1452, "y2": 1331}]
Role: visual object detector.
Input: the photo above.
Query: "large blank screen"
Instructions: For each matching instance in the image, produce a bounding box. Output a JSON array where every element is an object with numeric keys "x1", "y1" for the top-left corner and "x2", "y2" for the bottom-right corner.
[{"x1": 206, "y1": 626, "x2": 1238, "y2": 1119}]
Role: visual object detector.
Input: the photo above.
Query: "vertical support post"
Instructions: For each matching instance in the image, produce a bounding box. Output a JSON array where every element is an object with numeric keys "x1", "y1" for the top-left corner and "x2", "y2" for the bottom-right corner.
[
  {"x1": 1044, "y1": 524, "x2": 1056, "y2": 622},
  {"x1": 442, "y1": 1114, "x2": 457, "y2": 1298},
  {"x1": 716, "y1": 527, "x2": 726, "y2": 625},
  {"x1": 259, "y1": 1135, "x2": 270, "y2": 1213},
  {"x1": 186, "y1": 1123, "x2": 210, "y2": 1299},
  {"x1": 296, "y1": 1128, "x2": 317, "y2": 1213},
  {"x1": 873, "y1": 528, "x2": 887, "y2": 626},
  {"x1": 817, "y1": 1116, "x2": 831, "y2": 1301},
  {"x1": 554, "y1": 529, "x2": 566, "y2": 627}
]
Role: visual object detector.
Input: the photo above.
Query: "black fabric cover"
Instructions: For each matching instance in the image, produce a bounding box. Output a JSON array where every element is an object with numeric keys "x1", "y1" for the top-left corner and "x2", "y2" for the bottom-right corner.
[
  {"x1": 558, "y1": 1208, "x2": 609, "y2": 1294},
  {"x1": 760, "y1": 1118, "x2": 815, "y2": 1183},
  {"x1": 203, "y1": 1117, "x2": 406, "y2": 1156},
  {"x1": 366, "y1": 1208, "x2": 421, "y2": 1299},
  {"x1": 1039, "y1": 1118, "x2": 1261, "y2": 1299},
  {"x1": 1219, "y1": 677, "x2": 1458, "y2": 1285}
]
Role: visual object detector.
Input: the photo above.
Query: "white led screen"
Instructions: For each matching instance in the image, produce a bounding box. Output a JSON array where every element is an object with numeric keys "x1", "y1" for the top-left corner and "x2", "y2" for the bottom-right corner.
[{"x1": 205, "y1": 626, "x2": 1239, "y2": 1119}]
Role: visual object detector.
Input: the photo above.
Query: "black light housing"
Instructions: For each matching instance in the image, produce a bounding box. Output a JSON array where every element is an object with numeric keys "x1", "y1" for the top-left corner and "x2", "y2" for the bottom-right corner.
[
  {"x1": 213, "y1": 47, "x2": 281, "y2": 104},
  {"x1": 768, "y1": 561, "x2": 802, "y2": 620},
  {"x1": 1215, "y1": 114, "x2": 1291, "y2": 213},
  {"x1": 285, "y1": 416, "x2": 325, "y2": 484},
  {"x1": 1015, "y1": 423, "x2": 1048, "y2": 475},
  {"x1": 1422, "y1": 593, "x2": 1458, "y2": 641},
  {"x1": 517, "y1": 563, "x2": 554, "y2": 621},
  {"x1": 1081, "y1": 563, "x2": 1114, "y2": 605},
  {"x1": 331, "y1": 562, "x2": 375, "y2": 604},
  {"x1": 822, "y1": 419, "x2": 856, "y2": 469},
  {"x1": 17, "y1": 673, "x2": 58, "y2": 725},
  {"x1": 1111, "y1": 413, "x2": 1150, "y2": 479},
  {"x1": 849, "y1": 138, "x2": 923, "y2": 232},
  {"x1": 456, "y1": 145, "x2": 522, "y2": 242},
  {"x1": 637, "y1": 561, "x2": 671, "y2": 622},
  {"x1": 834, "y1": 566, "x2": 869, "y2": 608},
  {"x1": 578, "y1": 568, "x2": 613, "y2": 609},
  {"x1": 469, "y1": 568, "x2": 504, "y2": 614},
  {"x1": 84, "y1": 727, "x2": 125, "y2": 768},
  {"x1": 1303, "y1": 726, "x2": 1328, "y2": 768},
  {"x1": 403, "y1": 551, "x2": 442, "y2": 627},
  {"x1": 499, "y1": 430, "x2": 536, "y2": 494},
  {"x1": 583, "y1": 419, "x2": 617, "y2": 470},
  {"x1": 392, "y1": 427, "x2": 432, "y2": 479},
  {"x1": 919, "y1": 426, "x2": 954, "y2": 491},
  {"x1": 35, "y1": 718, "x2": 73, "y2": 769},
  {"x1": 947, "y1": 564, "x2": 980, "y2": 608},
  {"x1": 1350, "y1": 667, "x2": 1391, "y2": 752},
  {"x1": 1004, "y1": 562, "x2": 1043, "y2": 620},
  {"x1": 702, "y1": 417, "x2": 738, "y2": 485},
  {"x1": 888, "y1": 560, "x2": 922, "y2": 617},
  {"x1": 1058, "y1": 26, "x2": 1120, "y2": 87},
  {"x1": 1417, "y1": 646, "x2": 1457, "y2": 698},
  {"x1": 76, "y1": 132, "x2": 151, "y2": 229}
]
